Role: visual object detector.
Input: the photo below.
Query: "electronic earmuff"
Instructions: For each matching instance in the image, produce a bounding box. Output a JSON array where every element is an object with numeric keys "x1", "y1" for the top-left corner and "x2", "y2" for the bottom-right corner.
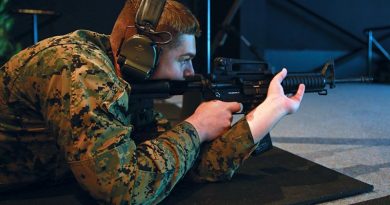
[
  {"x1": 117, "y1": 0, "x2": 169, "y2": 82},
  {"x1": 117, "y1": 32, "x2": 159, "y2": 82}
]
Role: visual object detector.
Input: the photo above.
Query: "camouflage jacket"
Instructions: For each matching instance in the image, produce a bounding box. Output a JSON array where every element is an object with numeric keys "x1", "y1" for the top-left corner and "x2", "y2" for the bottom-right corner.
[{"x1": 0, "y1": 30, "x2": 257, "y2": 204}]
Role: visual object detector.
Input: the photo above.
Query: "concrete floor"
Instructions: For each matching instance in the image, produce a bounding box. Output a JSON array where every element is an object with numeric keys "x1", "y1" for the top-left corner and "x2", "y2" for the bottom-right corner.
[{"x1": 271, "y1": 83, "x2": 390, "y2": 204}]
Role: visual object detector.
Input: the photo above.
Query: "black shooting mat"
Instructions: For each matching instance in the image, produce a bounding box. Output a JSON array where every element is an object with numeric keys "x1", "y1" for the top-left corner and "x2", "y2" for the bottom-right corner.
[
  {"x1": 161, "y1": 147, "x2": 373, "y2": 205},
  {"x1": 0, "y1": 147, "x2": 373, "y2": 205}
]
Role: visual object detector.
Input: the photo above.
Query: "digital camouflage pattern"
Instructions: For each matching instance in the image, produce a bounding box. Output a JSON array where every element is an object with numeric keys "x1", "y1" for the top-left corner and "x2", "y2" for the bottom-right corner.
[{"x1": 0, "y1": 30, "x2": 257, "y2": 204}]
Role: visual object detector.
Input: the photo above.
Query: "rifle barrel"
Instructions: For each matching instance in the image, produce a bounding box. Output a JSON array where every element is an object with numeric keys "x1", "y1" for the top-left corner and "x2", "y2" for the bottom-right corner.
[{"x1": 335, "y1": 76, "x2": 373, "y2": 83}]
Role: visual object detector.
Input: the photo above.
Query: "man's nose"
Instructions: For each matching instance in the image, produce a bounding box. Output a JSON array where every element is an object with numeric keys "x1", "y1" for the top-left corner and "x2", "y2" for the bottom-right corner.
[{"x1": 183, "y1": 62, "x2": 195, "y2": 77}]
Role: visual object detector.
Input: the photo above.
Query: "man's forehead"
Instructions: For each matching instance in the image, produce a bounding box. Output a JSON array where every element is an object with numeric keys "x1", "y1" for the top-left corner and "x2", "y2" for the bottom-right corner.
[{"x1": 176, "y1": 34, "x2": 196, "y2": 55}]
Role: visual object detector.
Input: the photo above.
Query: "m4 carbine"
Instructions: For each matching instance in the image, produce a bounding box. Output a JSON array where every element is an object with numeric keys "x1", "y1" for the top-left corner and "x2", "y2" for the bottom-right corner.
[{"x1": 130, "y1": 57, "x2": 336, "y2": 155}]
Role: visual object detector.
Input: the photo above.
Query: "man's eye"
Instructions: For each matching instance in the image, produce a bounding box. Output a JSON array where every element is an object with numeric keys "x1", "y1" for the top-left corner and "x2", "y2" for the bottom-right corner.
[{"x1": 179, "y1": 58, "x2": 191, "y2": 64}]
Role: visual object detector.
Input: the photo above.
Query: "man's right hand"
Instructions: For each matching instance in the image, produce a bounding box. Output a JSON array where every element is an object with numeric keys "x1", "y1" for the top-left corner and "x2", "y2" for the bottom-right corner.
[{"x1": 185, "y1": 100, "x2": 241, "y2": 143}]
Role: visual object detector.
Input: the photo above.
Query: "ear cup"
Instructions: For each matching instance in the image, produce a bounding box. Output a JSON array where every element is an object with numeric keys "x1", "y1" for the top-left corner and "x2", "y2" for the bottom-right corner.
[{"x1": 117, "y1": 34, "x2": 159, "y2": 82}]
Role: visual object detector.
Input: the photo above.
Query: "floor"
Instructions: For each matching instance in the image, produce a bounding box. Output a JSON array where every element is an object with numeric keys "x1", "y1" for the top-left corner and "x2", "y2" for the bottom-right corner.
[{"x1": 270, "y1": 83, "x2": 390, "y2": 204}]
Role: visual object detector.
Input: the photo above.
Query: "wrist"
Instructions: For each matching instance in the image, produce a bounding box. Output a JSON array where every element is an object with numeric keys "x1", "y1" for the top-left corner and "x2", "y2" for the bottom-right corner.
[
  {"x1": 185, "y1": 117, "x2": 206, "y2": 143},
  {"x1": 246, "y1": 98, "x2": 286, "y2": 144}
]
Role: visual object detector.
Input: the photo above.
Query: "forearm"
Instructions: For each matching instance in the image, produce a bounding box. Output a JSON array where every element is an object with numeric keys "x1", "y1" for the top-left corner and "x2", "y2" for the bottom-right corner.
[
  {"x1": 68, "y1": 121, "x2": 201, "y2": 205},
  {"x1": 187, "y1": 118, "x2": 257, "y2": 182},
  {"x1": 131, "y1": 121, "x2": 201, "y2": 203},
  {"x1": 246, "y1": 97, "x2": 287, "y2": 144}
]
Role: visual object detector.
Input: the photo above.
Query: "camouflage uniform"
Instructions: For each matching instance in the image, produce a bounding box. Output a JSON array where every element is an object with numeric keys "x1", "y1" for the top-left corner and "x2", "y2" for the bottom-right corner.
[{"x1": 0, "y1": 30, "x2": 257, "y2": 204}]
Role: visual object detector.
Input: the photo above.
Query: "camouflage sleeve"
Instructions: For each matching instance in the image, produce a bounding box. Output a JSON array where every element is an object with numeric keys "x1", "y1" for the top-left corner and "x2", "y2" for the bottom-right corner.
[
  {"x1": 38, "y1": 44, "x2": 201, "y2": 204},
  {"x1": 187, "y1": 117, "x2": 258, "y2": 182},
  {"x1": 69, "y1": 121, "x2": 200, "y2": 205}
]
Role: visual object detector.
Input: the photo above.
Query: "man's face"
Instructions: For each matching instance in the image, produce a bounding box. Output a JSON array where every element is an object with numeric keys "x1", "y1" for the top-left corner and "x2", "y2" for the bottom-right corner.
[{"x1": 152, "y1": 34, "x2": 196, "y2": 80}]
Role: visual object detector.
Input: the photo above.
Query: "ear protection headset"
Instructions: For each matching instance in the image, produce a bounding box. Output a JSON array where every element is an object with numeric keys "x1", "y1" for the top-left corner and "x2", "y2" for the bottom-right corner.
[{"x1": 117, "y1": 0, "x2": 171, "y2": 82}]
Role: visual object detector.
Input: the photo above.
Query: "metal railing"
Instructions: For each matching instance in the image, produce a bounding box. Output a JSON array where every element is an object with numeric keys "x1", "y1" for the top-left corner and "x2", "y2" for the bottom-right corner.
[{"x1": 365, "y1": 26, "x2": 390, "y2": 78}]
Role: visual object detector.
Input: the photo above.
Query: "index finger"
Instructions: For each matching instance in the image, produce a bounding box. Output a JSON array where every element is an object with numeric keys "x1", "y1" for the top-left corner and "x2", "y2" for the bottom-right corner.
[{"x1": 224, "y1": 102, "x2": 242, "y2": 113}]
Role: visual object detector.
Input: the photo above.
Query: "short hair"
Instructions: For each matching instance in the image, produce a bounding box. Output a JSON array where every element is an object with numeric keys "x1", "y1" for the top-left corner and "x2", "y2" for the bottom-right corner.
[
  {"x1": 158, "y1": 1, "x2": 201, "y2": 37},
  {"x1": 123, "y1": 0, "x2": 201, "y2": 47}
]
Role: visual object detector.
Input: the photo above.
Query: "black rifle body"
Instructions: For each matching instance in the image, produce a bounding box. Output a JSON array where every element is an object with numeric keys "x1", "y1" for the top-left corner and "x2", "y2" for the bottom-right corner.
[
  {"x1": 130, "y1": 58, "x2": 335, "y2": 155},
  {"x1": 131, "y1": 58, "x2": 335, "y2": 113}
]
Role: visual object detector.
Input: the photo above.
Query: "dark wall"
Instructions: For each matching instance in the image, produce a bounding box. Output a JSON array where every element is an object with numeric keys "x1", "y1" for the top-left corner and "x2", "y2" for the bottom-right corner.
[
  {"x1": 8, "y1": 0, "x2": 390, "y2": 79},
  {"x1": 240, "y1": 0, "x2": 390, "y2": 78},
  {"x1": 9, "y1": 0, "x2": 125, "y2": 47}
]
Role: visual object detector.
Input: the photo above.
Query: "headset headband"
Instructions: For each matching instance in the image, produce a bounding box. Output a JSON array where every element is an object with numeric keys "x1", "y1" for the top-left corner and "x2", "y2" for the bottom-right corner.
[{"x1": 136, "y1": 0, "x2": 166, "y2": 31}]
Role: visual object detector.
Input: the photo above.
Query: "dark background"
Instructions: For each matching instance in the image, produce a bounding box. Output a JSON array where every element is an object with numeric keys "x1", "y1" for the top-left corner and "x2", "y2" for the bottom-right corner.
[{"x1": 7, "y1": 0, "x2": 390, "y2": 80}]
